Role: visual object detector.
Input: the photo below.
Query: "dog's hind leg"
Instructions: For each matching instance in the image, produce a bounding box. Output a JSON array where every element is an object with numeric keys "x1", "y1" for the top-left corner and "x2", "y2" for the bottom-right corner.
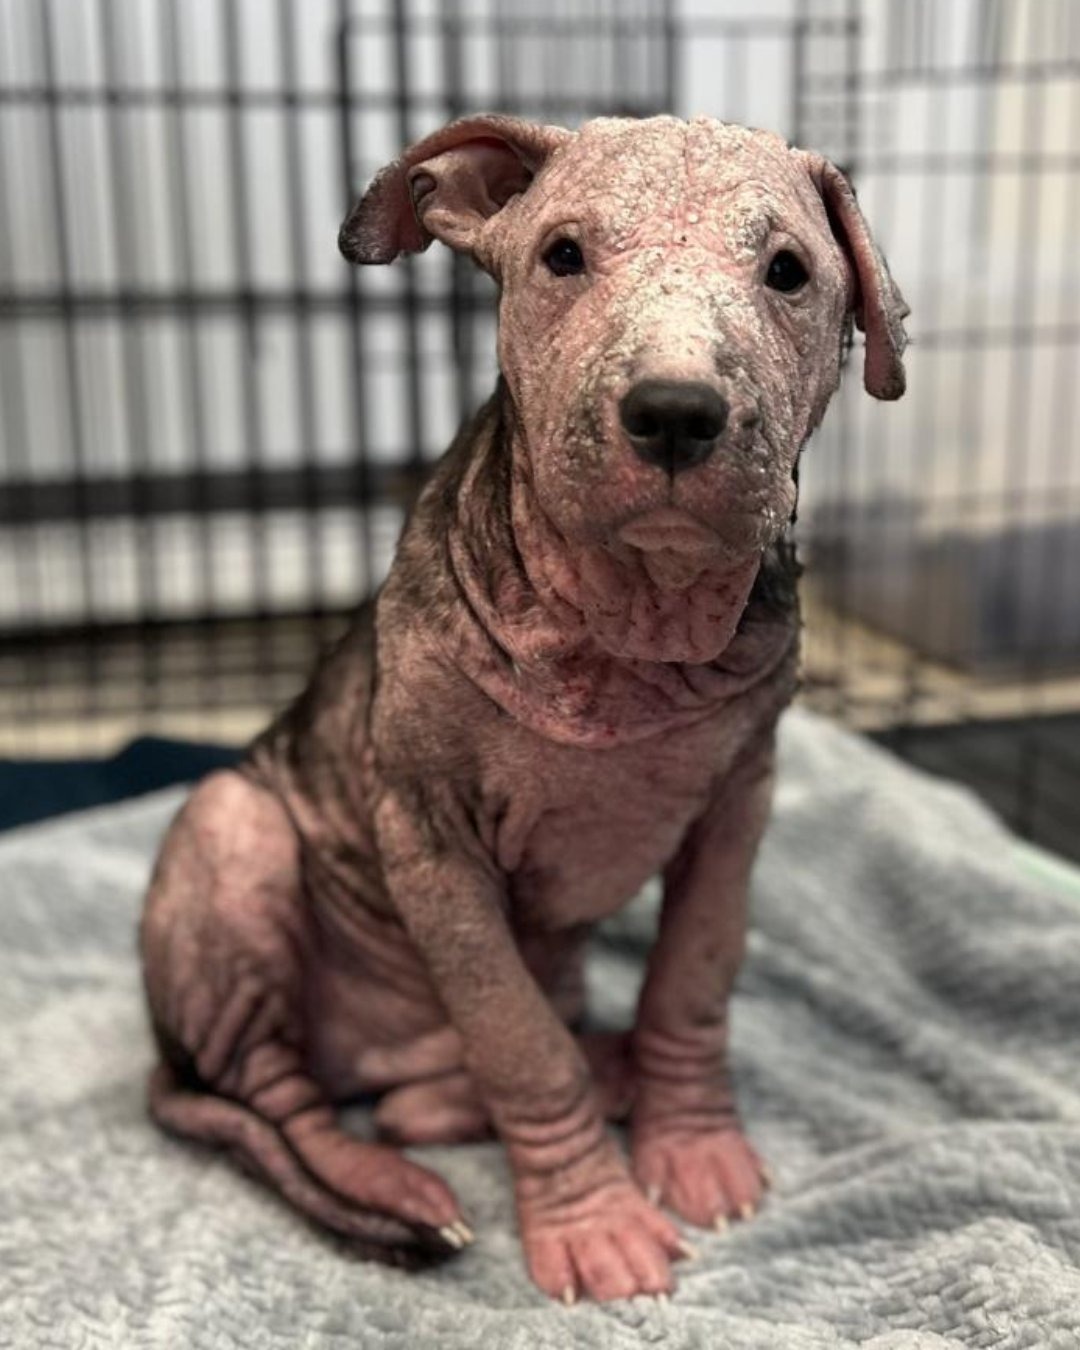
[{"x1": 141, "y1": 770, "x2": 466, "y2": 1265}]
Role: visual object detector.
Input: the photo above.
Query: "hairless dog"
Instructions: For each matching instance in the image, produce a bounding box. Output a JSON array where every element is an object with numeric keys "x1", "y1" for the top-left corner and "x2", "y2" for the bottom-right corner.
[{"x1": 140, "y1": 114, "x2": 908, "y2": 1304}]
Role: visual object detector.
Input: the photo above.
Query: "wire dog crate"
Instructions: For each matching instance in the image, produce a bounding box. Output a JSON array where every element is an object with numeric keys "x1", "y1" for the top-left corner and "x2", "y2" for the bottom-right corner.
[
  {"x1": 0, "y1": 0, "x2": 677, "y2": 748},
  {"x1": 796, "y1": 0, "x2": 1080, "y2": 858},
  {"x1": 0, "y1": 0, "x2": 1077, "y2": 857}
]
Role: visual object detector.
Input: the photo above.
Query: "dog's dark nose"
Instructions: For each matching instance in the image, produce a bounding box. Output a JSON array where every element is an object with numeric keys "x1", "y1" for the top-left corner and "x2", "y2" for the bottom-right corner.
[{"x1": 619, "y1": 380, "x2": 729, "y2": 474}]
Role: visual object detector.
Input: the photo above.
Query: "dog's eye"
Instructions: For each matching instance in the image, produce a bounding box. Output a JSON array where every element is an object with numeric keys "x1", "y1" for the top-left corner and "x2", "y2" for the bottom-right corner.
[
  {"x1": 765, "y1": 250, "x2": 809, "y2": 294},
  {"x1": 543, "y1": 237, "x2": 585, "y2": 277}
]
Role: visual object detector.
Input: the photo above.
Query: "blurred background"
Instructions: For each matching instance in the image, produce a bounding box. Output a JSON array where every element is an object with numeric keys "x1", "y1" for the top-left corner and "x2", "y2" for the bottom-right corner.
[{"x1": 0, "y1": 0, "x2": 1077, "y2": 858}]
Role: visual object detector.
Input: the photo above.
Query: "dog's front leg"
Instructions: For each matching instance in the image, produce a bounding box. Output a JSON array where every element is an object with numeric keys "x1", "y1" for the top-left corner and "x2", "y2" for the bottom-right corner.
[
  {"x1": 374, "y1": 790, "x2": 685, "y2": 1303},
  {"x1": 631, "y1": 734, "x2": 776, "y2": 1231}
]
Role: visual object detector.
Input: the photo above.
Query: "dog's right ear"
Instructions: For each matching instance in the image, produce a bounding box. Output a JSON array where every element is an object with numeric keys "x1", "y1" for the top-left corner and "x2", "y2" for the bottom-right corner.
[{"x1": 339, "y1": 114, "x2": 571, "y2": 266}]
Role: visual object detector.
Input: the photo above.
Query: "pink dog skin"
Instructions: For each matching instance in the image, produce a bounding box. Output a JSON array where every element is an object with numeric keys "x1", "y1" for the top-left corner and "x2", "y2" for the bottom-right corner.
[{"x1": 140, "y1": 114, "x2": 908, "y2": 1303}]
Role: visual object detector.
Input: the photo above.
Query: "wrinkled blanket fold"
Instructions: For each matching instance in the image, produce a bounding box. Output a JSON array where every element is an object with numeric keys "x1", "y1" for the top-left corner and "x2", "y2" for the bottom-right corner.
[{"x1": 2, "y1": 707, "x2": 1079, "y2": 1348}]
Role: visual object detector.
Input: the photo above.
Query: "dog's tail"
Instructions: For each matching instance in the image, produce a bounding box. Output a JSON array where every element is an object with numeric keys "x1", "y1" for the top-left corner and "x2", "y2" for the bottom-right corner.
[{"x1": 148, "y1": 1060, "x2": 466, "y2": 1268}]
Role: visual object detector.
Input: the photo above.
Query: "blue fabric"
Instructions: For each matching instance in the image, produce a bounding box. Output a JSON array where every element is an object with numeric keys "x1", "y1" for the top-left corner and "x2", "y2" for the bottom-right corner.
[{"x1": 0, "y1": 737, "x2": 241, "y2": 831}]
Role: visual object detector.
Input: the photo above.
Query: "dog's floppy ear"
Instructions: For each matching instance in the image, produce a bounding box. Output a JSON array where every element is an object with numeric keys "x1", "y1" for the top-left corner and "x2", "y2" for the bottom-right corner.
[
  {"x1": 339, "y1": 114, "x2": 571, "y2": 266},
  {"x1": 805, "y1": 154, "x2": 910, "y2": 401}
]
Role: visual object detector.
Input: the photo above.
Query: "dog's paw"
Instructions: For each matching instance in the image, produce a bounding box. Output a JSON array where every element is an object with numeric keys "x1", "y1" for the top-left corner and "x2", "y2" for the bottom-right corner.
[
  {"x1": 632, "y1": 1124, "x2": 769, "y2": 1230},
  {"x1": 521, "y1": 1180, "x2": 687, "y2": 1303}
]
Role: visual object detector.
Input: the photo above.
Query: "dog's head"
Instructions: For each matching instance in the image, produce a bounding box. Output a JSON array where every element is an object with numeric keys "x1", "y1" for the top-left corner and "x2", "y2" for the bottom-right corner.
[{"x1": 342, "y1": 114, "x2": 907, "y2": 597}]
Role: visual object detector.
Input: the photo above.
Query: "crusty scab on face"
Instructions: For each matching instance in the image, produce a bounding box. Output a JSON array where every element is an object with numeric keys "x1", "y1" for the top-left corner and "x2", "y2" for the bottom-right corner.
[
  {"x1": 335, "y1": 109, "x2": 905, "y2": 668},
  {"x1": 483, "y1": 116, "x2": 851, "y2": 558}
]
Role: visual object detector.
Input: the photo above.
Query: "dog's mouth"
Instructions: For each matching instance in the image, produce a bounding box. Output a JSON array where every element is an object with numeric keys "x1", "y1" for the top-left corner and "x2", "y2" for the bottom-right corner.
[{"x1": 616, "y1": 507, "x2": 720, "y2": 556}]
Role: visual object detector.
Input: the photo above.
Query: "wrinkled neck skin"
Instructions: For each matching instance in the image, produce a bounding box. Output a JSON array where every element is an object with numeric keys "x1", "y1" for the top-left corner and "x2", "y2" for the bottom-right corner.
[{"x1": 439, "y1": 393, "x2": 797, "y2": 748}]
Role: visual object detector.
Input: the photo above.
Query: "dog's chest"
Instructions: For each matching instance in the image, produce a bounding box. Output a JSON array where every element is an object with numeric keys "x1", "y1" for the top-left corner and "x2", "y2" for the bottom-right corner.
[{"x1": 492, "y1": 714, "x2": 743, "y2": 929}]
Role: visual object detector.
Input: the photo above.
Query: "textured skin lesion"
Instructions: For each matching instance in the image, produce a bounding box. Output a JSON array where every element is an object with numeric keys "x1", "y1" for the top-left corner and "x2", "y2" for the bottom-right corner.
[{"x1": 140, "y1": 111, "x2": 907, "y2": 1303}]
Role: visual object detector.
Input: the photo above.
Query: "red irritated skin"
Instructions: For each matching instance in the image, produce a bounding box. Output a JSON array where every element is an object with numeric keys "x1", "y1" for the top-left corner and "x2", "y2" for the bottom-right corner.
[{"x1": 139, "y1": 114, "x2": 908, "y2": 1303}]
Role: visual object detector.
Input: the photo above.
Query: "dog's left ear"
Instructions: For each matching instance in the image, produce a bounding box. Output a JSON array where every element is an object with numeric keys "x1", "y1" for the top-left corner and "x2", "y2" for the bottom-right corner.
[
  {"x1": 805, "y1": 154, "x2": 910, "y2": 401},
  {"x1": 339, "y1": 114, "x2": 571, "y2": 267}
]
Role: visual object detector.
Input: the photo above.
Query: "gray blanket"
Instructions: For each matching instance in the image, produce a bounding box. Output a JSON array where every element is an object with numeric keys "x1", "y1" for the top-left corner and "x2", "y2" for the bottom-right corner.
[{"x1": 3, "y1": 708, "x2": 1080, "y2": 1349}]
